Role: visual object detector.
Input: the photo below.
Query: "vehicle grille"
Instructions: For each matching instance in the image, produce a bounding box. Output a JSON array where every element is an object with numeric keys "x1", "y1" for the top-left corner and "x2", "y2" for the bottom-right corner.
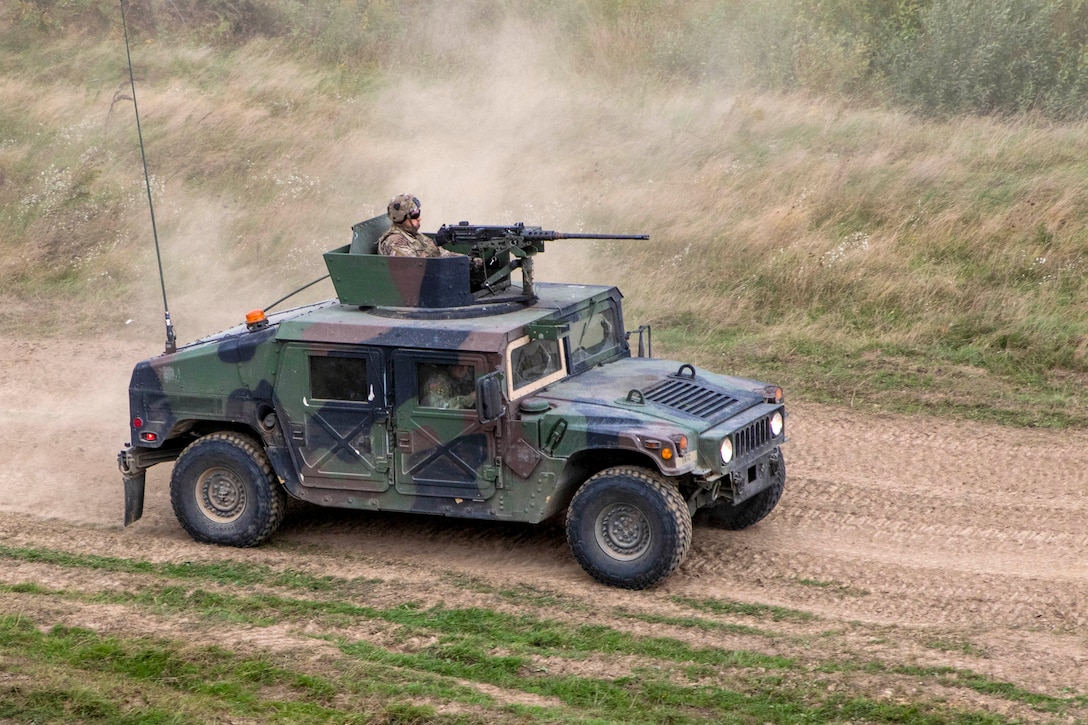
[
  {"x1": 643, "y1": 378, "x2": 741, "y2": 420},
  {"x1": 734, "y1": 417, "x2": 772, "y2": 459}
]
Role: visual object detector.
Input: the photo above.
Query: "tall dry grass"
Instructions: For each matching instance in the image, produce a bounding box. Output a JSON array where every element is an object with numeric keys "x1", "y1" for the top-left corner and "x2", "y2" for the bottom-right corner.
[{"x1": 3, "y1": 1, "x2": 1087, "y2": 422}]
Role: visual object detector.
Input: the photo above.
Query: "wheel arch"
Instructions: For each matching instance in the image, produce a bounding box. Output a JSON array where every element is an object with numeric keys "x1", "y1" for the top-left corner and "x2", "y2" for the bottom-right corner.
[
  {"x1": 163, "y1": 397, "x2": 288, "y2": 469},
  {"x1": 548, "y1": 448, "x2": 665, "y2": 520}
]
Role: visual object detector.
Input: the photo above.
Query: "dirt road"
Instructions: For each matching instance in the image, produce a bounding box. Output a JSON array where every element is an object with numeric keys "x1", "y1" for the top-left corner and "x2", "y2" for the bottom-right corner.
[{"x1": 1, "y1": 335, "x2": 1086, "y2": 717}]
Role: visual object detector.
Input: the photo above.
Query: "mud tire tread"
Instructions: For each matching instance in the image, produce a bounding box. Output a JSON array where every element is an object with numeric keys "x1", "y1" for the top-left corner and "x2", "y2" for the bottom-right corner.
[
  {"x1": 566, "y1": 465, "x2": 692, "y2": 590},
  {"x1": 170, "y1": 431, "x2": 286, "y2": 547}
]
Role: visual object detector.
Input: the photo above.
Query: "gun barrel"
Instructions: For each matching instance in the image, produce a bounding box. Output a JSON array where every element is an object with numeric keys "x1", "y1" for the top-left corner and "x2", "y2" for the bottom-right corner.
[
  {"x1": 560, "y1": 233, "x2": 649, "y2": 240},
  {"x1": 434, "y1": 223, "x2": 649, "y2": 246}
]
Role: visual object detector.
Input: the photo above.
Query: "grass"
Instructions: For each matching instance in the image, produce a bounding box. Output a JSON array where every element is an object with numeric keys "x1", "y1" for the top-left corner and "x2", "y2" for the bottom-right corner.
[
  {"x1": 649, "y1": 324, "x2": 1088, "y2": 428},
  {"x1": 3, "y1": 5, "x2": 1087, "y2": 722},
  {"x1": 4, "y1": 6, "x2": 1088, "y2": 426},
  {"x1": 2, "y1": 543, "x2": 1083, "y2": 724}
]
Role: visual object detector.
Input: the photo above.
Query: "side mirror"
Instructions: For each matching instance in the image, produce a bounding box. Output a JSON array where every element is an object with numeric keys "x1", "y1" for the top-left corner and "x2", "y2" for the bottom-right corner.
[{"x1": 476, "y1": 372, "x2": 505, "y2": 423}]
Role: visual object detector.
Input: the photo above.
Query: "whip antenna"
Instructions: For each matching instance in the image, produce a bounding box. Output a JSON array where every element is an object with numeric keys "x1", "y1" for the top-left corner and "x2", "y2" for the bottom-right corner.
[
  {"x1": 120, "y1": 0, "x2": 176, "y2": 354},
  {"x1": 262, "y1": 275, "x2": 330, "y2": 315}
]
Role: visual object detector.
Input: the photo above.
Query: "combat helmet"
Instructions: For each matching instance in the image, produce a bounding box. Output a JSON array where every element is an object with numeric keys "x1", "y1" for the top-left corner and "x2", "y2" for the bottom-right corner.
[{"x1": 387, "y1": 193, "x2": 421, "y2": 224}]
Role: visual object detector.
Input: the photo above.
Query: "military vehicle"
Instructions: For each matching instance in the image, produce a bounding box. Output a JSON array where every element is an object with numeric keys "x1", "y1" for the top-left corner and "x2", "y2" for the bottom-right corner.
[{"x1": 118, "y1": 215, "x2": 787, "y2": 589}]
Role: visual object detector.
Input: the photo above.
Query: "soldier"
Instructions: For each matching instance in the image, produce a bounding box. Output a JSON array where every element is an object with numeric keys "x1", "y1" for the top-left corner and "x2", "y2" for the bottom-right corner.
[
  {"x1": 421, "y1": 363, "x2": 477, "y2": 410},
  {"x1": 377, "y1": 194, "x2": 463, "y2": 259}
]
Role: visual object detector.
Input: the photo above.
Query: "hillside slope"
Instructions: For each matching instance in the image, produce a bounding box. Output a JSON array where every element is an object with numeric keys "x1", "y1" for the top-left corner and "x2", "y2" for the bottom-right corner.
[{"x1": 2, "y1": 3, "x2": 1086, "y2": 425}]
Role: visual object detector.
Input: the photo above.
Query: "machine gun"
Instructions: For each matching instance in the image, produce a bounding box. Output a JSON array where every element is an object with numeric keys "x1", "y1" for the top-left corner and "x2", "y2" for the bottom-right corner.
[
  {"x1": 434, "y1": 221, "x2": 648, "y2": 251},
  {"x1": 433, "y1": 222, "x2": 649, "y2": 298}
]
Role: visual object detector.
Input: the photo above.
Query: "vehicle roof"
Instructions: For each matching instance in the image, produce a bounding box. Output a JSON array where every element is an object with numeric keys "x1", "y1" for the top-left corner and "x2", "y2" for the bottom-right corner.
[{"x1": 274, "y1": 282, "x2": 619, "y2": 353}]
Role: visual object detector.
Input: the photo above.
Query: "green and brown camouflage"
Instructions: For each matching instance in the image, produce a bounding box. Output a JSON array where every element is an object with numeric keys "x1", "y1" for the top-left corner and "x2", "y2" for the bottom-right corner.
[
  {"x1": 332, "y1": 215, "x2": 650, "y2": 304},
  {"x1": 119, "y1": 216, "x2": 787, "y2": 589}
]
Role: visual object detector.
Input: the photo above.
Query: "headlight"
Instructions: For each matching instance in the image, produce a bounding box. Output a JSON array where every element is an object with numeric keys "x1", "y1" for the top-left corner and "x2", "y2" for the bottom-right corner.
[
  {"x1": 719, "y1": 437, "x2": 733, "y2": 464},
  {"x1": 769, "y1": 411, "x2": 784, "y2": 436}
]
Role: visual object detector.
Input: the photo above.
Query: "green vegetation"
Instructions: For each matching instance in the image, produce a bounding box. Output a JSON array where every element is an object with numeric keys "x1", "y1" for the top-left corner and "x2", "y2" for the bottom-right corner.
[
  {"x1": 15, "y1": 0, "x2": 1088, "y2": 119},
  {"x1": 672, "y1": 595, "x2": 816, "y2": 622},
  {"x1": 2, "y1": 0, "x2": 1086, "y2": 428},
  {"x1": 3, "y1": 7, "x2": 1084, "y2": 718},
  {"x1": 2, "y1": 543, "x2": 1084, "y2": 723}
]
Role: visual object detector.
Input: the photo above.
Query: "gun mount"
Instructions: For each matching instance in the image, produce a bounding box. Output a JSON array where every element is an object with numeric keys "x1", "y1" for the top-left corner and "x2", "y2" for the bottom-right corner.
[
  {"x1": 434, "y1": 222, "x2": 648, "y2": 299},
  {"x1": 324, "y1": 216, "x2": 648, "y2": 309}
]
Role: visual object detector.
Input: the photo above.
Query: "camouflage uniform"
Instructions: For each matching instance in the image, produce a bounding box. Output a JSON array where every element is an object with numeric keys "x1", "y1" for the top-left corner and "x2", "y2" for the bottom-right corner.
[
  {"x1": 377, "y1": 226, "x2": 461, "y2": 258},
  {"x1": 377, "y1": 194, "x2": 483, "y2": 271},
  {"x1": 421, "y1": 368, "x2": 476, "y2": 409},
  {"x1": 377, "y1": 193, "x2": 461, "y2": 259}
]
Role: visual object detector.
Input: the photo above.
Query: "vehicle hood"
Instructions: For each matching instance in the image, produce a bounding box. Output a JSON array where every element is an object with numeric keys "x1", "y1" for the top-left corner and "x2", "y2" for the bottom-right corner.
[{"x1": 529, "y1": 357, "x2": 770, "y2": 430}]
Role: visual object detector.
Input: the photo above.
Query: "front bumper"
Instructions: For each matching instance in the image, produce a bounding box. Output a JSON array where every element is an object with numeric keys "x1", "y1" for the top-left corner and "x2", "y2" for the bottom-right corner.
[{"x1": 724, "y1": 446, "x2": 783, "y2": 505}]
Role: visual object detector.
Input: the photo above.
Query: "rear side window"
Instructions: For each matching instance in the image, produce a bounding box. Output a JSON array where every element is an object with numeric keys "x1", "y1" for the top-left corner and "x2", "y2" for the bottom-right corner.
[{"x1": 309, "y1": 355, "x2": 370, "y2": 402}]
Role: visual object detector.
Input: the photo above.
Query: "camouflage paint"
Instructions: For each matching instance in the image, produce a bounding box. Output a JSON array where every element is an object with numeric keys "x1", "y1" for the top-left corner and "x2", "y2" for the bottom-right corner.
[
  {"x1": 336, "y1": 215, "x2": 647, "y2": 308},
  {"x1": 120, "y1": 236, "x2": 786, "y2": 542},
  {"x1": 325, "y1": 247, "x2": 474, "y2": 308}
]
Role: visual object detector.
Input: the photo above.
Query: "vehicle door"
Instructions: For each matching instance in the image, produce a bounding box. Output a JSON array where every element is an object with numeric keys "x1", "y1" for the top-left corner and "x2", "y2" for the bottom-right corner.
[
  {"x1": 391, "y1": 352, "x2": 499, "y2": 500},
  {"x1": 276, "y1": 344, "x2": 391, "y2": 491}
]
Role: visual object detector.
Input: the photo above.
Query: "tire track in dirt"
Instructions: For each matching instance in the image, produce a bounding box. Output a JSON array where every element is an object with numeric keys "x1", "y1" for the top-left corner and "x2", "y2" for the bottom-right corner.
[{"x1": 2, "y1": 337, "x2": 1088, "y2": 701}]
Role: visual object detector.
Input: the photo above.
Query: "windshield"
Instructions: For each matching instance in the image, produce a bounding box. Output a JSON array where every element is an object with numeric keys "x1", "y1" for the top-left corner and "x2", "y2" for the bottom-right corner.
[{"x1": 570, "y1": 304, "x2": 622, "y2": 369}]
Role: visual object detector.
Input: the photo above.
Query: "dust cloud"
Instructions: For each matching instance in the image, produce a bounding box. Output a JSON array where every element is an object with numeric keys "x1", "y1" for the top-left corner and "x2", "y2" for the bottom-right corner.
[
  {"x1": 0, "y1": 338, "x2": 141, "y2": 525},
  {"x1": 151, "y1": 12, "x2": 686, "y2": 338},
  {"x1": 0, "y1": 4, "x2": 737, "y2": 526},
  {"x1": 321, "y1": 10, "x2": 680, "y2": 290}
]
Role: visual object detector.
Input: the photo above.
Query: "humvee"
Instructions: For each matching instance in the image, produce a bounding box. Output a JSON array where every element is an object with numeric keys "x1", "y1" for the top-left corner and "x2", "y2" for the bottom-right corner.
[{"x1": 119, "y1": 215, "x2": 787, "y2": 589}]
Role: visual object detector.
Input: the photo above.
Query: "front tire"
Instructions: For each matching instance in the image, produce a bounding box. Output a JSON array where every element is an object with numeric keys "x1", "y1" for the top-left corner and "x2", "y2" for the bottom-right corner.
[
  {"x1": 566, "y1": 466, "x2": 692, "y2": 589},
  {"x1": 170, "y1": 432, "x2": 286, "y2": 547}
]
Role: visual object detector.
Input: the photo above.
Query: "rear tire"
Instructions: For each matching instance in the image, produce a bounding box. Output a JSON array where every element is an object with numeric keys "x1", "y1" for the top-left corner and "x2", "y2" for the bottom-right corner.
[
  {"x1": 700, "y1": 449, "x2": 785, "y2": 530},
  {"x1": 566, "y1": 466, "x2": 692, "y2": 589},
  {"x1": 170, "y1": 432, "x2": 286, "y2": 547}
]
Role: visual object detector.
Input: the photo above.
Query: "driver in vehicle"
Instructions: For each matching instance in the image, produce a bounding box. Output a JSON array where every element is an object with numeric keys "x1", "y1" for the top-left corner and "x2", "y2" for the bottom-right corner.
[{"x1": 420, "y1": 363, "x2": 477, "y2": 409}]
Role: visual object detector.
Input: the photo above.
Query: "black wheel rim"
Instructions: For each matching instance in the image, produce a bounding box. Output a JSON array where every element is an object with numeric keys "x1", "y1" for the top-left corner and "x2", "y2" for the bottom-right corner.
[{"x1": 594, "y1": 501, "x2": 651, "y2": 561}]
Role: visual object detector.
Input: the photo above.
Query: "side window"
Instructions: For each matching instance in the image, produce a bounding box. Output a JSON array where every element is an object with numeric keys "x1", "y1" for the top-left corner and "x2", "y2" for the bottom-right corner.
[
  {"x1": 310, "y1": 355, "x2": 370, "y2": 402},
  {"x1": 505, "y1": 336, "x2": 567, "y2": 399},
  {"x1": 417, "y1": 362, "x2": 477, "y2": 410}
]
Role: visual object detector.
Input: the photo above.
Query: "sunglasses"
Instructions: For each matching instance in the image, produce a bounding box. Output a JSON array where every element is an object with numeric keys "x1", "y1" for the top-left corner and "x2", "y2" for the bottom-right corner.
[{"x1": 408, "y1": 210, "x2": 421, "y2": 220}]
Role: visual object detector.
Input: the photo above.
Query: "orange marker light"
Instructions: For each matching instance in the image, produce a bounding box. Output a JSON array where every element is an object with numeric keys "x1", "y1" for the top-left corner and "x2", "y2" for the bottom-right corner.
[
  {"x1": 661, "y1": 447, "x2": 673, "y2": 460},
  {"x1": 245, "y1": 309, "x2": 267, "y2": 326}
]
